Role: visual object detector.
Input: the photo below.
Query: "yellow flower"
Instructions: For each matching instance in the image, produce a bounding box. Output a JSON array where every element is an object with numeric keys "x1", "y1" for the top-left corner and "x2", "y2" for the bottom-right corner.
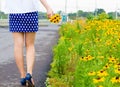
[
  {"x1": 105, "y1": 40, "x2": 111, "y2": 46},
  {"x1": 117, "y1": 38, "x2": 120, "y2": 43},
  {"x1": 88, "y1": 71, "x2": 96, "y2": 76},
  {"x1": 68, "y1": 47, "x2": 73, "y2": 51},
  {"x1": 111, "y1": 76, "x2": 120, "y2": 83},
  {"x1": 80, "y1": 55, "x2": 94, "y2": 61},
  {"x1": 112, "y1": 44, "x2": 116, "y2": 48},
  {"x1": 49, "y1": 14, "x2": 61, "y2": 23},
  {"x1": 103, "y1": 63, "x2": 110, "y2": 69},
  {"x1": 93, "y1": 77, "x2": 105, "y2": 83},
  {"x1": 85, "y1": 49, "x2": 90, "y2": 54},
  {"x1": 80, "y1": 57, "x2": 85, "y2": 61},
  {"x1": 115, "y1": 68, "x2": 120, "y2": 74},
  {"x1": 108, "y1": 57, "x2": 117, "y2": 63},
  {"x1": 97, "y1": 85, "x2": 103, "y2": 87},
  {"x1": 98, "y1": 56, "x2": 104, "y2": 59},
  {"x1": 95, "y1": 38, "x2": 101, "y2": 42},
  {"x1": 85, "y1": 55, "x2": 94, "y2": 61},
  {"x1": 114, "y1": 63, "x2": 120, "y2": 68},
  {"x1": 97, "y1": 70, "x2": 108, "y2": 77},
  {"x1": 60, "y1": 36, "x2": 65, "y2": 41}
]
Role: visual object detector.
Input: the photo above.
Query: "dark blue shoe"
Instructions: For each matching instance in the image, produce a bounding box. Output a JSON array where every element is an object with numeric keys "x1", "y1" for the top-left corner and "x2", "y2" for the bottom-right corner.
[
  {"x1": 20, "y1": 78, "x2": 26, "y2": 86},
  {"x1": 25, "y1": 73, "x2": 35, "y2": 87}
]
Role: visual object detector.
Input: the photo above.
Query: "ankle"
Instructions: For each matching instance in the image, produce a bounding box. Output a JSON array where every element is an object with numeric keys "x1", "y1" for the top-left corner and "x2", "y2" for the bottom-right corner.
[
  {"x1": 27, "y1": 71, "x2": 32, "y2": 76},
  {"x1": 20, "y1": 72, "x2": 26, "y2": 78}
]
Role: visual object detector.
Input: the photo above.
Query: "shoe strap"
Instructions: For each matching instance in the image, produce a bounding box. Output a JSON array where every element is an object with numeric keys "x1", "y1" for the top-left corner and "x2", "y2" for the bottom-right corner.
[{"x1": 26, "y1": 73, "x2": 32, "y2": 80}]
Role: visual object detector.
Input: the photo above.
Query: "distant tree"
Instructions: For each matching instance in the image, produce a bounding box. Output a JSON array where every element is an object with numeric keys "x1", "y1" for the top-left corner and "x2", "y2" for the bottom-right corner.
[
  {"x1": 66, "y1": 8, "x2": 119, "y2": 20},
  {"x1": 87, "y1": 12, "x2": 94, "y2": 20},
  {"x1": 0, "y1": 11, "x2": 8, "y2": 19},
  {"x1": 82, "y1": 12, "x2": 89, "y2": 17},
  {"x1": 77, "y1": 10, "x2": 83, "y2": 17},
  {"x1": 68, "y1": 13, "x2": 76, "y2": 20},
  {"x1": 38, "y1": 12, "x2": 47, "y2": 19},
  {"x1": 82, "y1": 12, "x2": 94, "y2": 18},
  {"x1": 108, "y1": 12, "x2": 116, "y2": 19},
  {"x1": 118, "y1": 12, "x2": 120, "y2": 16},
  {"x1": 69, "y1": 11, "x2": 95, "y2": 20},
  {"x1": 95, "y1": 12, "x2": 109, "y2": 20},
  {"x1": 94, "y1": 8, "x2": 106, "y2": 15}
]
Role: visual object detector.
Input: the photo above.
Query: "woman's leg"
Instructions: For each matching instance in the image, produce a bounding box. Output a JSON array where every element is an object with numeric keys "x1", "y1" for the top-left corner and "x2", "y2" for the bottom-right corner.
[
  {"x1": 12, "y1": 32, "x2": 26, "y2": 78},
  {"x1": 25, "y1": 32, "x2": 36, "y2": 75},
  {"x1": 25, "y1": 32, "x2": 36, "y2": 84}
]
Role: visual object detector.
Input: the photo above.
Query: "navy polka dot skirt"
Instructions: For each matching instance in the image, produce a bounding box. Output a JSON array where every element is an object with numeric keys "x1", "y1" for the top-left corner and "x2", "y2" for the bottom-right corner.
[{"x1": 9, "y1": 11, "x2": 38, "y2": 32}]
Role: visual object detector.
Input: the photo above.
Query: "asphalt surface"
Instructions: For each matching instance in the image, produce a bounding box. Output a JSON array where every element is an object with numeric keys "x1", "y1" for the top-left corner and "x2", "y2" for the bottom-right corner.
[{"x1": 0, "y1": 25, "x2": 59, "y2": 87}]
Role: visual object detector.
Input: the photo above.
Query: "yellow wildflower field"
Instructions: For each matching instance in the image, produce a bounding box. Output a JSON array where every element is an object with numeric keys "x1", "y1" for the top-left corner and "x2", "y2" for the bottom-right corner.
[{"x1": 46, "y1": 19, "x2": 120, "y2": 87}]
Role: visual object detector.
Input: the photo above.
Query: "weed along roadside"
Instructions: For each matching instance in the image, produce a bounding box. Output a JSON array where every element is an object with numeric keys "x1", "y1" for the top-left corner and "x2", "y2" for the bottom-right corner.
[{"x1": 45, "y1": 14, "x2": 120, "y2": 87}]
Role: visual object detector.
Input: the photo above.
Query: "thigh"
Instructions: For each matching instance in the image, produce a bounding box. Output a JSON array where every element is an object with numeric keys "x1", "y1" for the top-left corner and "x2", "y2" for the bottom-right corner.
[
  {"x1": 12, "y1": 32, "x2": 24, "y2": 45},
  {"x1": 25, "y1": 32, "x2": 36, "y2": 46}
]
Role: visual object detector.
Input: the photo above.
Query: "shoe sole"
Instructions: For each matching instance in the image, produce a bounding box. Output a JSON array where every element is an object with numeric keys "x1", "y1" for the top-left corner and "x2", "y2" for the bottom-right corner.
[{"x1": 26, "y1": 80, "x2": 35, "y2": 87}]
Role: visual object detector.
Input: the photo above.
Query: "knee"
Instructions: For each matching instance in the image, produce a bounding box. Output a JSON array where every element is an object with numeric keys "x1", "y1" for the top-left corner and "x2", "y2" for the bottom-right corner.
[
  {"x1": 14, "y1": 40, "x2": 24, "y2": 48},
  {"x1": 25, "y1": 41, "x2": 34, "y2": 49}
]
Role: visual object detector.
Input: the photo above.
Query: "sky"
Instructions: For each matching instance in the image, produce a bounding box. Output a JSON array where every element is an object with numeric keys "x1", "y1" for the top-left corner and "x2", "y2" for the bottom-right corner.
[
  {"x1": 0, "y1": 0, "x2": 120, "y2": 13},
  {"x1": 42, "y1": 0, "x2": 120, "y2": 13}
]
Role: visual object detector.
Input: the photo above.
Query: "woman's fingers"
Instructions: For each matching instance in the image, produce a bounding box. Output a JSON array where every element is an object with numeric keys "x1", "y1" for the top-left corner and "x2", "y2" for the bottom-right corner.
[
  {"x1": 47, "y1": 8, "x2": 54, "y2": 18},
  {"x1": 47, "y1": 13, "x2": 52, "y2": 18}
]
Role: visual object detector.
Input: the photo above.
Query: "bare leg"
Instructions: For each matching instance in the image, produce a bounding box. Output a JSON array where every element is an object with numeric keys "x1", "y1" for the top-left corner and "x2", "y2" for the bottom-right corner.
[
  {"x1": 25, "y1": 32, "x2": 36, "y2": 84},
  {"x1": 12, "y1": 33, "x2": 26, "y2": 78}
]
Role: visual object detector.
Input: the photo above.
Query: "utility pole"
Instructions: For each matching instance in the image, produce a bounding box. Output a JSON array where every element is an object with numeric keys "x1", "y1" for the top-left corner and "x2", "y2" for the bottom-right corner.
[
  {"x1": 0, "y1": 0, "x2": 2, "y2": 19},
  {"x1": 76, "y1": 0, "x2": 78, "y2": 20},
  {"x1": 62, "y1": 0, "x2": 67, "y2": 22},
  {"x1": 115, "y1": 0, "x2": 118, "y2": 19},
  {"x1": 65, "y1": 0, "x2": 67, "y2": 14},
  {"x1": 95, "y1": 0, "x2": 97, "y2": 16}
]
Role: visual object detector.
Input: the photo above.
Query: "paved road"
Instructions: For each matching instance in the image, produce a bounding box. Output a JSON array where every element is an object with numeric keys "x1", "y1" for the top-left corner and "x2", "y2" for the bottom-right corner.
[{"x1": 0, "y1": 25, "x2": 59, "y2": 87}]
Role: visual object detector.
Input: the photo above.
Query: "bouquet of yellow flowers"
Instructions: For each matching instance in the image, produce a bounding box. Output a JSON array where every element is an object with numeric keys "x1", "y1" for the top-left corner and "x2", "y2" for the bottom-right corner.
[{"x1": 49, "y1": 14, "x2": 61, "y2": 23}]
